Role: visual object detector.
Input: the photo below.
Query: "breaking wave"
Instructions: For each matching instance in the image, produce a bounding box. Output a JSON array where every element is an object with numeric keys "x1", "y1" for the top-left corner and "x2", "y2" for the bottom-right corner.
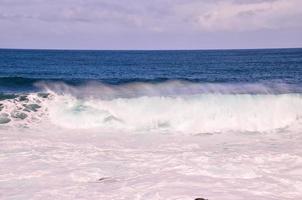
[{"x1": 1, "y1": 81, "x2": 302, "y2": 133}]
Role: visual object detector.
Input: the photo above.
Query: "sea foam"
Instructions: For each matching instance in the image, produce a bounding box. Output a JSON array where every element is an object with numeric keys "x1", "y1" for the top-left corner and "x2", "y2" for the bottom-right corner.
[{"x1": 1, "y1": 81, "x2": 301, "y2": 133}]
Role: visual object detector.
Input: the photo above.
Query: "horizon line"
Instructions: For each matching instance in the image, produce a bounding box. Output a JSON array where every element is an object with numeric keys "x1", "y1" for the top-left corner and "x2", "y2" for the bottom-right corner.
[{"x1": 1, "y1": 47, "x2": 302, "y2": 51}]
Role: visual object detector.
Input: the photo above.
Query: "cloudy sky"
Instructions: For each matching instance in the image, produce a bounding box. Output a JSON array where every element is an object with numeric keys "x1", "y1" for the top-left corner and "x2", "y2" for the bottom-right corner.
[{"x1": 0, "y1": 0, "x2": 301, "y2": 49}]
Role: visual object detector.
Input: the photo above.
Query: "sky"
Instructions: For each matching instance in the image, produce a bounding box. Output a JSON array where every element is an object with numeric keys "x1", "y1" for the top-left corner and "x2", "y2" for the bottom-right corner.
[{"x1": 0, "y1": 0, "x2": 301, "y2": 50}]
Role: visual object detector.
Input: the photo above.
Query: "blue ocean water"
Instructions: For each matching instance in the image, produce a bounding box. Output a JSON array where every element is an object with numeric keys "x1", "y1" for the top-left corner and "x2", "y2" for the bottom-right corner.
[{"x1": 0, "y1": 48, "x2": 302, "y2": 93}]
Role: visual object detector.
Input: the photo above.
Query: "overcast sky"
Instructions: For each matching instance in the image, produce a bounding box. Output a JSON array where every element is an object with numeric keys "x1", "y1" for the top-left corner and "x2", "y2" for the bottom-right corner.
[{"x1": 0, "y1": 0, "x2": 301, "y2": 50}]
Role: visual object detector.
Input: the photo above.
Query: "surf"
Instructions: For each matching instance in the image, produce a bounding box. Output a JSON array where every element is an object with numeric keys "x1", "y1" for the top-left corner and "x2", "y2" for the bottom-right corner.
[
  {"x1": 1, "y1": 81, "x2": 302, "y2": 134},
  {"x1": 48, "y1": 93, "x2": 302, "y2": 133}
]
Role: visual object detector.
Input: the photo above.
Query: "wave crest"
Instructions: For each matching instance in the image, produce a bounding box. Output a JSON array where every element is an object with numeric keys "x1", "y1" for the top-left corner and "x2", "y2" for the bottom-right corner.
[
  {"x1": 1, "y1": 81, "x2": 302, "y2": 133},
  {"x1": 48, "y1": 93, "x2": 302, "y2": 133}
]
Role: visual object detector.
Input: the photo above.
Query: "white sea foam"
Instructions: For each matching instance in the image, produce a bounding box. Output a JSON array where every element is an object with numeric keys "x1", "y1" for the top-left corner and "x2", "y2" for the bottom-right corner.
[
  {"x1": 2, "y1": 81, "x2": 302, "y2": 133},
  {"x1": 47, "y1": 93, "x2": 302, "y2": 133},
  {"x1": 1, "y1": 126, "x2": 302, "y2": 200}
]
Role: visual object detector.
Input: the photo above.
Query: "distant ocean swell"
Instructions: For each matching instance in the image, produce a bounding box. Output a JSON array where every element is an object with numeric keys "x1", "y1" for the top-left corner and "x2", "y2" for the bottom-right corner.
[
  {"x1": 1, "y1": 80, "x2": 302, "y2": 133},
  {"x1": 1, "y1": 76, "x2": 302, "y2": 93}
]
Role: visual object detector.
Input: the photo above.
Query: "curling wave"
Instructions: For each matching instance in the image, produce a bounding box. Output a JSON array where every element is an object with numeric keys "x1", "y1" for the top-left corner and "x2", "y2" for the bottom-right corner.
[
  {"x1": 48, "y1": 93, "x2": 302, "y2": 133},
  {"x1": 1, "y1": 81, "x2": 302, "y2": 133}
]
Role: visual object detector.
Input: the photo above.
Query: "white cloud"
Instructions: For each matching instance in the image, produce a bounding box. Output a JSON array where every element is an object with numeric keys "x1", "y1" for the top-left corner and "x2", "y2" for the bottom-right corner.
[
  {"x1": 178, "y1": 0, "x2": 302, "y2": 31},
  {"x1": 0, "y1": 0, "x2": 301, "y2": 32}
]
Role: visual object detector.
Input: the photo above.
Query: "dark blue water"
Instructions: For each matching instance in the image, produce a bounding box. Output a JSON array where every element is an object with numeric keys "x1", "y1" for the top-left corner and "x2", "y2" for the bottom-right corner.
[{"x1": 0, "y1": 48, "x2": 302, "y2": 93}]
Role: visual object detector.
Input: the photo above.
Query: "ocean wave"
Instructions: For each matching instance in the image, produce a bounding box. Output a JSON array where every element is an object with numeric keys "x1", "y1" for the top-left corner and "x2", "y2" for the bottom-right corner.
[
  {"x1": 1, "y1": 76, "x2": 302, "y2": 93},
  {"x1": 37, "y1": 80, "x2": 301, "y2": 98},
  {"x1": 0, "y1": 92, "x2": 50, "y2": 127},
  {"x1": 1, "y1": 81, "x2": 302, "y2": 133},
  {"x1": 47, "y1": 93, "x2": 302, "y2": 133},
  {"x1": 0, "y1": 76, "x2": 82, "y2": 90}
]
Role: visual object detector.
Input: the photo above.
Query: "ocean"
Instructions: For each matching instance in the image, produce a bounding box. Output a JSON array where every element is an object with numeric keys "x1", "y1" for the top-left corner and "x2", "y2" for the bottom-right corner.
[{"x1": 1, "y1": 48, "x2": 302, "y2": 199}]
